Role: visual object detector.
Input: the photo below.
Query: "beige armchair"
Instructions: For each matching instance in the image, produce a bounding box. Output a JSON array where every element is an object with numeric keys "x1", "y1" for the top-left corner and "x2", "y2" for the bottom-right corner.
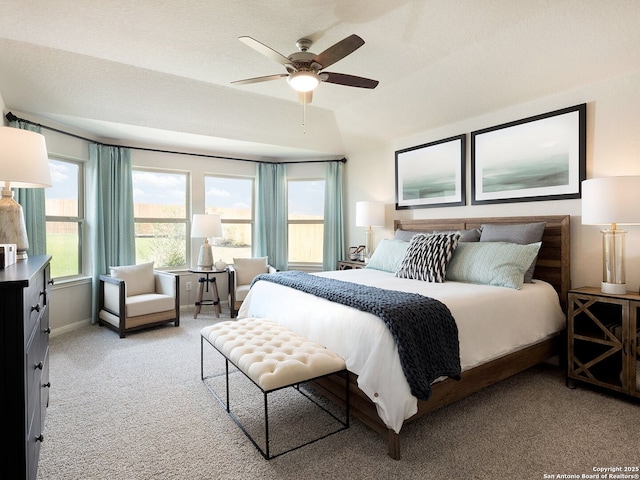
[
  {"x1": 228, "y1": 257, "x2": 276, "y2": 318},
  {"x1": 98, "y1": 262, "x2": 180, "y2": 338}
]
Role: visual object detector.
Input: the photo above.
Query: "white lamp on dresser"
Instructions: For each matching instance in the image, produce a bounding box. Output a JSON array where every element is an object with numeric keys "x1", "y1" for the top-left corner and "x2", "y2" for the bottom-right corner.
[{"x1": 0, "y1": 127, "x2": 52, "y2": 260}]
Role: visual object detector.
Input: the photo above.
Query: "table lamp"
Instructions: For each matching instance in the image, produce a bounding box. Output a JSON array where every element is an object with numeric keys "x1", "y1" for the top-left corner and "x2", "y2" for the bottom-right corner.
[
  {"x1": 0, "y1": 127, "x2": 52, "y2": 260},
  {"x1": 582, "y1": 176, "x2": 640, "y2": 294},
  {"x1": 355, "y1": 201, "x2": 385, "y2": 261},
  {"x1": 191, "y1": 213, "x2": 222, "y2": 269}
]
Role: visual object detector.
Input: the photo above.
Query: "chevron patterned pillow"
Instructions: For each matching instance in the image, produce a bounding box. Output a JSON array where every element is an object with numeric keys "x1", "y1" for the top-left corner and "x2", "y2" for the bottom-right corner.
[{"x1": 395, "y1": 232, "x2": 460, "y2": 282}]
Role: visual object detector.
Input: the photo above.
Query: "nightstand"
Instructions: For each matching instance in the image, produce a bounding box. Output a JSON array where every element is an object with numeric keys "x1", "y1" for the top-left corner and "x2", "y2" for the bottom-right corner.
[
  {"x1": 567, "y1": 287, "x2": 640, "y2": 398},
  {"x1": 338, "y1": 259, "x2": 366, "y2": 270}
]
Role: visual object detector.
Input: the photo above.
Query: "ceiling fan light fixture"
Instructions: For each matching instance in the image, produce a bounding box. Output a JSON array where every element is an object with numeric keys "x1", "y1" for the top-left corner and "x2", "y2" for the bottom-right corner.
[{"x1": 287, "y1": 71, "x2": 319, "y2": 92}]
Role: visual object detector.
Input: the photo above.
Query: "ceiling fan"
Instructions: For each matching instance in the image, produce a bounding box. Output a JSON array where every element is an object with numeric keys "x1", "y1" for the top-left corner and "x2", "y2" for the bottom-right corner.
[{"x1": 231, "y1": 34, "x2": 379, "y2": 104}]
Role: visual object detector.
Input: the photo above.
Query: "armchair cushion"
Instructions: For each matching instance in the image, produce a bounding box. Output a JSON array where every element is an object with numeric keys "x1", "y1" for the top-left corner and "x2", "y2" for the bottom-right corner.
[
  {"x1": 233, "y1": 257, "x2": 269, "y2": 285},
  {"x1": 126, "y1": 292, "x2": 176, "y2": 318},
  {"x1": 110, "y1": 261, "x2": 155, "y2": 296}
]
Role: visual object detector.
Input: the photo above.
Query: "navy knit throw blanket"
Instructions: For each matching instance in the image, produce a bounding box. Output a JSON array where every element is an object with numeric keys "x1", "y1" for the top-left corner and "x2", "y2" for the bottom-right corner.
[{"x1": 251, "y1": 270, "x2": 461, "y2": 400}]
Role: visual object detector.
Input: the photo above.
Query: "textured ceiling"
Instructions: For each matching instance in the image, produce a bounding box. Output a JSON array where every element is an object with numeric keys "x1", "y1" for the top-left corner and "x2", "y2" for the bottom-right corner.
[{"x1": 1, "y1": 1, "x2": 639, "y2": 160}]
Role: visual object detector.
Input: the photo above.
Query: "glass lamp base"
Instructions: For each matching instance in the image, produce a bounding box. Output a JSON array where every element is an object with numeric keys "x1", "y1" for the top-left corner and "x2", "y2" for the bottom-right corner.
[{"x1": 601, "y1": 282, "x2": 627, "y2": 295}]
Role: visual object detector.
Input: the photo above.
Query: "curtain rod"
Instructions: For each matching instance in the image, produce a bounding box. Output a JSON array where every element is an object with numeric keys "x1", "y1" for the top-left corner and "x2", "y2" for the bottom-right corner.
[{"x1": 4, "y1": 112, "x2": 346, "y2": 165}]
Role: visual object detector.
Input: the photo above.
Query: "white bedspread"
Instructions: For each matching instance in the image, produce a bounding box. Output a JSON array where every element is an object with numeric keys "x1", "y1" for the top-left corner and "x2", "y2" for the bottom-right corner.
[{"x1": 238, "y1": 268, "x2": 565, "y2": 433}]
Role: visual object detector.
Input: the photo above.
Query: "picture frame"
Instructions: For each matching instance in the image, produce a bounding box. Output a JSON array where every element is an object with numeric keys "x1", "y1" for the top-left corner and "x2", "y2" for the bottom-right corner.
[
  {"x1": 395, "y1": 134, "x2": 466, "y2": 210},
  {"x1": 471, "y1": 103, "x2": 586, "y2": 205}
]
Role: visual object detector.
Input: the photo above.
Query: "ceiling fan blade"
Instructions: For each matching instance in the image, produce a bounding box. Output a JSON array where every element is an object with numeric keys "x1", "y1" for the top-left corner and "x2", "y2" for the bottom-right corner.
[
  {"x1": 297, "y1": 90, "x2": 313, "y2": 105},
  {"x1": 312, "y1": 34, "x2": 365, "y2": 69},
  {"x1": 231, "y1": 74, "x2": 287, "y2": 85},
  {"x1": 322, "y1": 72, "x2": 379, "y2": 89},
  {"x1": 238, "y1": 36, "x2": 296, "y2": 69}
]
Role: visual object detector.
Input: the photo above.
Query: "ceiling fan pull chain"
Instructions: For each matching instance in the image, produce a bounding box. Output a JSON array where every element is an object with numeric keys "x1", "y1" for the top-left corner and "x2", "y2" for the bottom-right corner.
[{"x1": 302, "y1": 101, "x2": 307, "y2": 134}]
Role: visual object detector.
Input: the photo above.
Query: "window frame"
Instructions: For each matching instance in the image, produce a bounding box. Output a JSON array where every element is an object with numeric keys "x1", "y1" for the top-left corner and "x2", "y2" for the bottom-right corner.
[
  {"x1": 287, "y1": 177, "x2": 325, "y2": 267},
  {"x1": 204, "y1": 174, "x2": 255, "y2": 262},
  {"x1": 132, "y1": 167, "x2": 190, "y2": 269},
  {"x1": 45, "y1": 155, "x2": 85, "y2": 280}
]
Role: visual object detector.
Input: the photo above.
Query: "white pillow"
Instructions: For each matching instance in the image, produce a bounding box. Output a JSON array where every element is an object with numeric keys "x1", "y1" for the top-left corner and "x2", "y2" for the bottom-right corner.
[
  {"x1": 365, "y1": 239, "x2": 409, "y2": 273},
  {"x1": 233, "y1": 257, "x2": 269, "y2": 285},
  {"x1": 110, "y1": 262, "x2": 155, "y2": 297}
]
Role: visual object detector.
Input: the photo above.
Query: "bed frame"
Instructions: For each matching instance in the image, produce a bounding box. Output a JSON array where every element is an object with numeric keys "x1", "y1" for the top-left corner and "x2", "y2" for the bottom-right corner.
[{"x1": 313, "y1": 215, "x2": 570, "y2": 460}]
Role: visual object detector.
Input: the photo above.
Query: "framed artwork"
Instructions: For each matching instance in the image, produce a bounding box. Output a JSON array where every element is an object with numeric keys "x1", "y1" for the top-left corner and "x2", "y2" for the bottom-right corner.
[
  {"x1": 471, "y1": 103, "x2": 586, "y2": 205},
  {"x1": 395, "y1": 134, "x2": 466, "y2": 209}
]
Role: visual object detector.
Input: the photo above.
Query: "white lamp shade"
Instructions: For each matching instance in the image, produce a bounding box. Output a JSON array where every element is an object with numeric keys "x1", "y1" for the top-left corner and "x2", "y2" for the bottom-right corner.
[
  {"x1": 582, "y1": 176, "x2": 640, "y2": 225},
  {"x1": 191, "y1": 214, "x2": 223, "y2": 238},
  {"x1": 0, "y1": 127, "x2": 51, "y2": 187},
  {"x1": 355, "y1": 201, "x2": 385, "y2": 227}
]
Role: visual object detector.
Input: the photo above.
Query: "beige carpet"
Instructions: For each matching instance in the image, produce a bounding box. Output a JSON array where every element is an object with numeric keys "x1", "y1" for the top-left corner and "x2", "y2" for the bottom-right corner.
[{"x1": 37, "y1": 307, "x2": 639, "y2": 479}]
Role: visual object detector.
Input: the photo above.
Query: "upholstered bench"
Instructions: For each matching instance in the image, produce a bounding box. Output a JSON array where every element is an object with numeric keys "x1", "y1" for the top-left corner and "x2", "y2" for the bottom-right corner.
[{"x1": 200, "y1": 318, "x2": 349, "y2": 459}]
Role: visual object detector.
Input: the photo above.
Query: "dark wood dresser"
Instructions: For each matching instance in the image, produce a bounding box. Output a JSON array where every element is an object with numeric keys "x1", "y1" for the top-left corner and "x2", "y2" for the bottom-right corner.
[{"x1": 0, "y1": 255, "x2": 52, "y2": 480}]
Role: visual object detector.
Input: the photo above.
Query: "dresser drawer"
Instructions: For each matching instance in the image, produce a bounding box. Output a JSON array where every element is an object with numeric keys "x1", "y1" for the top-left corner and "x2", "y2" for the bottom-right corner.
[
  {"x1": 26, "y1": 327, "x2": 42, "y2": 435},
  {"x1": 23, "y1": 270, "x2": 46, "y2": 340}
]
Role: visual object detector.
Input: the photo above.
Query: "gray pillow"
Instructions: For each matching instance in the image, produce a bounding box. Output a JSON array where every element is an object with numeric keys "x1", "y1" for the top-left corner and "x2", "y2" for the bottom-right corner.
[
  {"x1": 395, "y1": 228, "x2": 480, "y2": 242},
  {"x1": 434, "y1": 228, "x2": 481, "y2": 242},
  {"x1": 479, "y1": 222, "x2": 546, "y2": 283},
  {"x1": 394, "y1": 229, "x2": 421, "y2": 242}
]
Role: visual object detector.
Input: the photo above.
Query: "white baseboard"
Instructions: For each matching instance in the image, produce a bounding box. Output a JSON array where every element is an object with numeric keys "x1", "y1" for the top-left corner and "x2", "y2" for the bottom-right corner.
[{"x1": 50, "y1": 318, "x2": 92, "y2": 338}]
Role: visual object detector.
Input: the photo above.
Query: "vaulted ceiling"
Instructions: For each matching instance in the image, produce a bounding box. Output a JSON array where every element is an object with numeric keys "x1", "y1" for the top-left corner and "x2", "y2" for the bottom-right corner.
[{"x1": 1, "y1": 1, "x2": 639, "y2": 160}]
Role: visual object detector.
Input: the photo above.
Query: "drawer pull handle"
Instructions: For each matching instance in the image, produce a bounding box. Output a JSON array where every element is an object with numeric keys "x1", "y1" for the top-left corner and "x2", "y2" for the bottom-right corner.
[
  {"x1": 35, "y1": 361, "x2": 44, "y2": 370},
  {"x1": 35, "y1": 434, "x2": 44, "y2": 443},
  {"x1": 43, "y1": 382, "x2": 51, "y2": 388},
  {"x1": 31, "y1": 304, "x2": 41, "y2": 313}
]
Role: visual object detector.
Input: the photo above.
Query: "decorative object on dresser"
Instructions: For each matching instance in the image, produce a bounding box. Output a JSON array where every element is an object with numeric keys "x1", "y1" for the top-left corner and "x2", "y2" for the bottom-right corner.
[
  {"x1": 0, "y1": 255, "x2": 52, "y2": 480},
  {"x1": 355, "y1": 201, "x2": 384, "y2": 261},
  {"x1": 0, "y1": 242, "x2": 17, "y2": 268},
  {"x1": 191, "y1": 214, "x2": 223, "y2": 270},
  {"x1": 582, "y1": 176, "x2": 640, "y2": 295},
  {"x1": 567, "y1": 287, "x2": 640, "y2": 398},
  {"x1": 0, "y1": 127, "x2": 52, "y2": 260}
]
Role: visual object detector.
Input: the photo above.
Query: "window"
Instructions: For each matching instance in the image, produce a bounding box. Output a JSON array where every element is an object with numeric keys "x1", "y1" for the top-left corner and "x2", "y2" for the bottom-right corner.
[
  {"x1": 45, "y1": 158, "x2": 84, "y2": 279},
  {"x1": 204, "y1": 175, "x2": 253, "y2": 263},
  {"x1": 288, "y1": 179, "x2": 325, "y2": 264},
  {"x1": 132, "y1": 169, "x2": 188, "y2": 268}
]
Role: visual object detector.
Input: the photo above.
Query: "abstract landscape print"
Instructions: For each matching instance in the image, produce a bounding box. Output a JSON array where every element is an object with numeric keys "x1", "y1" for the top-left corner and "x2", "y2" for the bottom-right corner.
[{"x1": 471, "y1": 104, "x2": 586, "y2": 205}]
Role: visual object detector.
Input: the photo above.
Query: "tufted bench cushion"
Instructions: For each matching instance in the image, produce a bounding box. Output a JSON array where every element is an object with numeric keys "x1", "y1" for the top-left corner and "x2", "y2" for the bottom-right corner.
[{"x1": 200, "y1": 318, "x2": 346, "y2": 391}]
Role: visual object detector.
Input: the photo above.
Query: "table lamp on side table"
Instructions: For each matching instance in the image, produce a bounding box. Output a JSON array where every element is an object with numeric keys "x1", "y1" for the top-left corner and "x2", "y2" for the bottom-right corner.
[
  {"x1": 191, "y1": 214, "x2": 223, "y2": 270},
  {"x1": 355, "y1": 201, "x2": 385, "y2": 262},
  {"x1": 582, "y1": 176, "x2": 640, "y2": 294}
]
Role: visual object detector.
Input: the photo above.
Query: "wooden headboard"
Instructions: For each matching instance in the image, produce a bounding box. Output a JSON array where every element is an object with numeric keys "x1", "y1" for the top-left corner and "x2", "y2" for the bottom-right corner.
[{"x1": 394, "y1": 215, "x2": 571, "y2": 310}]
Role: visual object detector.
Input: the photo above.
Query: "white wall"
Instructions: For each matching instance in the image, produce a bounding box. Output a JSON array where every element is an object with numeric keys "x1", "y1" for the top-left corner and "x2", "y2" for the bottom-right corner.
[{"x1": 344, "y1": 68, "x2": 640, "y2": 293}]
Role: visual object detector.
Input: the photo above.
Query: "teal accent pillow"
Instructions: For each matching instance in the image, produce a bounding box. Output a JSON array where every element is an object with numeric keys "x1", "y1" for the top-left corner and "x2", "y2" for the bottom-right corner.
[
  {"x1": 365, "y1": 239, "x2": 409, "y2": 273},
  {"x1": 445, "y1": 241, "x2": 542, "y2": 289}
]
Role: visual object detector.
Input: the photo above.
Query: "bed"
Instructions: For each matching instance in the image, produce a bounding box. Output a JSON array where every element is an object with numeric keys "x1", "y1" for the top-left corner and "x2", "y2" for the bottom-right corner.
[{"x1": 238, "y1": 215, "x2": 570, "y2": 459}]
